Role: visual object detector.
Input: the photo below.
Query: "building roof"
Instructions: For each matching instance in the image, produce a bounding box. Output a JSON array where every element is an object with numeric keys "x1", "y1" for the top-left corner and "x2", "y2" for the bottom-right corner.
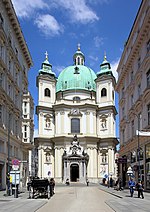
[
  {"x1": 56, "y1": 45, "x2": 97, "y2": 92},
  {"x1": 56, "y1": 65, "x2": 97, "y2": 92},
  {"x1": 97, "y1": 54, "x2": 113, "y2": 77},
  {"x1": 39, "y1": 51, "x2": 56, "y2": 77}
]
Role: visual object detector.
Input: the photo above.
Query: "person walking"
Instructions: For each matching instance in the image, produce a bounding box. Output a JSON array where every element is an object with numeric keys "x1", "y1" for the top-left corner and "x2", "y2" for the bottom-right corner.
[
  {"x1": 128, "y1": 178, "x2": 135, "y2": 197},
  {"x1": 86, "y1": 178, "x2": 89, "y2": 186},
  {"x1": 136, "y1": 181, "x2": 144, "y2": 199}
]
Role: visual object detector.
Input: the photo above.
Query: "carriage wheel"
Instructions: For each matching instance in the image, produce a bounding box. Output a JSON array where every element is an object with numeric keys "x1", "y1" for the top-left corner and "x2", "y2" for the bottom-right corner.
[{"x1": 47, "y1": 185, "x2": 50, "y2": 199}]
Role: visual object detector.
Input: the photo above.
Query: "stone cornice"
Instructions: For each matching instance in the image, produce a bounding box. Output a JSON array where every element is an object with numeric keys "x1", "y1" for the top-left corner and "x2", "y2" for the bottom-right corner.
[{"x1": 2, "y1": 0, "x2": 33, "y2": 68}]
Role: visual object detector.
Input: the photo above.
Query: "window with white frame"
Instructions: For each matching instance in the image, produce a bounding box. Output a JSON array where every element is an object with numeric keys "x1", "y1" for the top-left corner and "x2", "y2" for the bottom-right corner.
[
  {"x1": 0, "y1": 44, "x2": 4, "y2": 59},
  {"x1": 71, "y1": 118, "x2": 80, "y2": 133},
  {"x1": 148, "y1": 104, "x2": 150, "y2": 125},
  {"x1": 121, "y1": 86, "x2": 124, "y2": 98},
  {"x1": 122, "y1": 129, "x2": 125, "y2": 144},
  {"x1": 122, "y1": 107, "x2": 125, "y2": 118},
  {"x1": 24, "y1": 102, "x2": 27, "y2": 114},
  {"x1": 138, "y1": 83, "x2": 141, "y2": 96},
  {"x1": 138, "y1": 56, "x2": 141, "y2": 69},
  {"x1": 131, "y1": 94, "x2": 134, "y2": 106},
  {"x1": 44, "y1": 88, "x2": 50, "y2": 97},
  {"x1": 147, "y1": 69, "x2": 150, "y2": 88},
  {"x1": 101, "y1": 88, "x2": 107, "y2": 97},
  {"x1": 147, "y1": 39, "x2": 150, "y2": 53},
  {"x1": 0, "y1": 13, "x2": 4, "y2": 26},
  {"x1": 131, "y1": 71, "x2": 134, "y2": 82},
  {"x1": 0, "y1": 104, "x2": 2, "y2": 123},
  {"x1": 0, "y1": 72, "x2": 3, "y2": 86},
  {"x1": 131, "y1": 120, "x2": 134, "y2": 137},
  {"x1": 24, "y1": 125, "x2": 27, "y2": 138},
  {"x1": 138, "y1": 113, "x2": 142, "y2": 130}
]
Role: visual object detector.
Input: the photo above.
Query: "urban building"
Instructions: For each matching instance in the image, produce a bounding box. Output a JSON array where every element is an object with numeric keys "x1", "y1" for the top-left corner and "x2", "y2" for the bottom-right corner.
[
  {"x1": 0, "y1": 0, "x2": 34, "y2": 190},
  {"x1": 116, "y1": 0, "x2": 150, "y2": 190},
  {"x1": 35, "y1": 45, "x2": 118, "y2": 184}
]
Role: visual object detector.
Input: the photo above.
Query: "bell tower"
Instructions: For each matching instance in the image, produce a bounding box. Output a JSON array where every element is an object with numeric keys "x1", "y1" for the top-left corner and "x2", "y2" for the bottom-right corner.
[
  {"x1": 36, "y1": 52, "x2": 56, "y2": 137},
  {"x1": 95, "y1": 53, "x2": 117, "y2": 138}
]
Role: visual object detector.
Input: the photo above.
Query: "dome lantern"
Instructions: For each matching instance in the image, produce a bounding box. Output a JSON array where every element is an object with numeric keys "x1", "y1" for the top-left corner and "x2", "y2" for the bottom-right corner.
[{"x1": 73, "y1": 44, "x2": 85, "y2": 66}]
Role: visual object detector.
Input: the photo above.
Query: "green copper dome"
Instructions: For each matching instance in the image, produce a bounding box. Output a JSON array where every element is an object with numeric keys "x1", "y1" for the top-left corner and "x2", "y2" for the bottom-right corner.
[
  {"x1": 56, "y1": 45, "x2": 97, "y2": 92},
  {"x1": 56, "y1": 65, "x2": 97, "y2": 92}
]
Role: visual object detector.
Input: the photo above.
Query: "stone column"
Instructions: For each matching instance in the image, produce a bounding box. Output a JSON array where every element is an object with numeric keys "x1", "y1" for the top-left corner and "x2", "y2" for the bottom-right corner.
[{"x1": 55, "y1": 147, "x2": 63, "y2": 182}]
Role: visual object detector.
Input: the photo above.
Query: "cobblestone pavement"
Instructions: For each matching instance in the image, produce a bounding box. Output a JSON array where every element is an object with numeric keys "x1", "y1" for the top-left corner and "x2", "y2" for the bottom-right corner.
[
  {"x1": 0, "y1": 183, "x2": 150, "y2": 212},
  {"x1": 99, "y1": 184, "x2": 150, "y2": 212}
]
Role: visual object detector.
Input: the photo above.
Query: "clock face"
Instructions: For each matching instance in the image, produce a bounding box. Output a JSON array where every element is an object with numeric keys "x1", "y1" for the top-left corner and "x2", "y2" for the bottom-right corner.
[{"x1": 71, "y1": 108, "x2": 79, "y2": 114}]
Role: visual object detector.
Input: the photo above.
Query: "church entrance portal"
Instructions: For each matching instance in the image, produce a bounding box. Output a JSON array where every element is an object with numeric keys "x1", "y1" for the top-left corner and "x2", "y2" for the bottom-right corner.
[{"x1": 70, "y1": 164, "x2": 79, "y2": 182}]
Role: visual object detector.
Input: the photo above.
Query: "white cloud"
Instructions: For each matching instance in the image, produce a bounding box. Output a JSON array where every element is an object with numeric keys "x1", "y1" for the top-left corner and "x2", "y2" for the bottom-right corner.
[
  {"x1": 52, "y1": 0, "x2": 99, "y2": 24},
  {"x1": 12, "y1": 0, "x2": 48, "y2": 18},
  {"x1": 94, "y1": 36, "x2": 104, "y2": 47},
  {"x1": 12, "y1": 0, "x2": 99, "y2": 24},
  {"x1": 53, "y1": 65, "x2": 66, "y2": 74},
  {"x1": 89, "y1": 55, "x2": 99, "y2": 61},
  {"x1": 35, "y1": 14, "x2": 64, "y2": 36},
  {"x1": 111, "y1": 59, "x2": 120, "y2": 81},
  {"x1": 34, "y1": 128, "x2": 38, "y2": 138}
]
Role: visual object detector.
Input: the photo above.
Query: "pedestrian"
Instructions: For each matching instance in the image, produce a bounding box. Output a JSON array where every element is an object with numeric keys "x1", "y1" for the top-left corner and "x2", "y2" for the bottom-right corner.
[
  {"x1": 128, "y1": 178, "x2": 135, "y2": 197},
  {"x1": 50, "y1": 178, "x2": 55, "y2": 196},
  {"x1": 109, "y1": 176, "x2": 113, "y2": 187},
  {"x1": 136, "y1": 181, "x2": 144, "y2": 199},
  {"x1": 86, "y1": 178, "x2": 89, "y2": 186},
  {"x1": 65, "y1": 178, "x2": 70, "y2": 185},
  {"x1": 118, "y1": 178, "x2": 123, "y2": 191}
]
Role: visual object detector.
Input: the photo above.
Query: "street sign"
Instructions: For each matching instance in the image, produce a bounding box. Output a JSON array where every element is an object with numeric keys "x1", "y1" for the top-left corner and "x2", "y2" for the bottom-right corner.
[
  {"x1": 12, "y1": 165, "x2": 19, "y2": 171},
  {"x1": 12, "y1": 159, "x2": 20, "y2": 165},
  {"x1": 115, "y1": 158, "x2": 127, "y2": 164}
]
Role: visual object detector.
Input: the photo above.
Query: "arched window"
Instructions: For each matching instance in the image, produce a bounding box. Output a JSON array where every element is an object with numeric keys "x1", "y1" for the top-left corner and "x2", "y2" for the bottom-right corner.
[
  {"x1": 73, "y1": 96, "x2": 80, "y2": 103},
  {"x1": 71, "y1": 118, "x2": 80, "y2": 133},
  {"x1": 45, "y1": 88, "x2": 50, "y2": 97},
  {"x1": 77, "y1": 57, "x2": 80, "y2": 65},
  {"x1": 101, "y1": 88, "x2": 107, "y2": 97}
]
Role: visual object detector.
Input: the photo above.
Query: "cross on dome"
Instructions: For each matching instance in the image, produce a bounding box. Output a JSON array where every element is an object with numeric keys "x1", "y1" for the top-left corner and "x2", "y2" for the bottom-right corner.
[
  {"x1": 77, "y1": 43, "x2": 81, "y2": 51},
  {"x1": 104, "y1": 51, "x2": 107, "y2": 61},
  {"x1": 45, "y1": 51, "x2": 48, "y2": 61}
]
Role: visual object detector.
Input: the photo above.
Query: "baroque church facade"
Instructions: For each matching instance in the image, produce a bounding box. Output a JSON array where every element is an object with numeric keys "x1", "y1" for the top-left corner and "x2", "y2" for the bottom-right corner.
[{"x1": 35, "y1": 45, "x2": 118, "y2": 183}]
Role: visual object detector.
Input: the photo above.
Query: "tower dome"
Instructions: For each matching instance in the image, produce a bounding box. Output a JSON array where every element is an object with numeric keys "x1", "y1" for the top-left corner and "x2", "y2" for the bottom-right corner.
[
  {"x1": 56, "y1": 45, "x2": 97, "y2": 92},
  {"x1": 39, "y1": 51, "x2": 56, "y2": 77},
  {"x1": 97, "y1": 53, "x2": 112, "y2": 76}
]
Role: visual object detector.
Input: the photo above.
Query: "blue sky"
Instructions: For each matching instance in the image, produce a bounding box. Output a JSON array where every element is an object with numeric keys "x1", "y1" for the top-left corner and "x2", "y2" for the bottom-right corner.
[{"x1": 12, "y1": 0, "x2": 141, "y2": 137}]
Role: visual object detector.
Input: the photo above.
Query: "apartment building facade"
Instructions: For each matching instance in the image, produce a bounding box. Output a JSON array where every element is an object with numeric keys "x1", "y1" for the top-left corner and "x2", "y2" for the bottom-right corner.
[
  {"x1": 116, "y1": 0, "x2": 150, "y2": 190},
  {"x1": 0, "y1": 0, "x2": 33, "y2": 190}
]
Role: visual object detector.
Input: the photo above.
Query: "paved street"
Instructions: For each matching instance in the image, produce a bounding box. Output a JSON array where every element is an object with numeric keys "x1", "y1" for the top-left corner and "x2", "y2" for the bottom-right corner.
[
  {"x1": 37, "y1": 183, "x2": 114, "y2": 212},
  {"x1": 0, "y1": 183, "x2": 150, "y2": 212}
]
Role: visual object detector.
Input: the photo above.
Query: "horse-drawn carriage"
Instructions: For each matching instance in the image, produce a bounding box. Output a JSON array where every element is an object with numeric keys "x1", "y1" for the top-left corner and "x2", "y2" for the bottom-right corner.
[{"x1": 27, "y1": 178, "x2": 54, "y2": 199}]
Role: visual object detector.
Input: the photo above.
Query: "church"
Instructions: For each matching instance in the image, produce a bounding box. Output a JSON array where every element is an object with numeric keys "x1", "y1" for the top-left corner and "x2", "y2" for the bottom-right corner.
[{"x1": 35, "y1": 45, "x2": 118, "y2": 183}]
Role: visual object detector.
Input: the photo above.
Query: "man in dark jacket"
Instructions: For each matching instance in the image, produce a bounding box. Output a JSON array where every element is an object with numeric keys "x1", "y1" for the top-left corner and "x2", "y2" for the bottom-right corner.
[{"x1": 136, "y1": 181, "x2": 144, "y2": 199}]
